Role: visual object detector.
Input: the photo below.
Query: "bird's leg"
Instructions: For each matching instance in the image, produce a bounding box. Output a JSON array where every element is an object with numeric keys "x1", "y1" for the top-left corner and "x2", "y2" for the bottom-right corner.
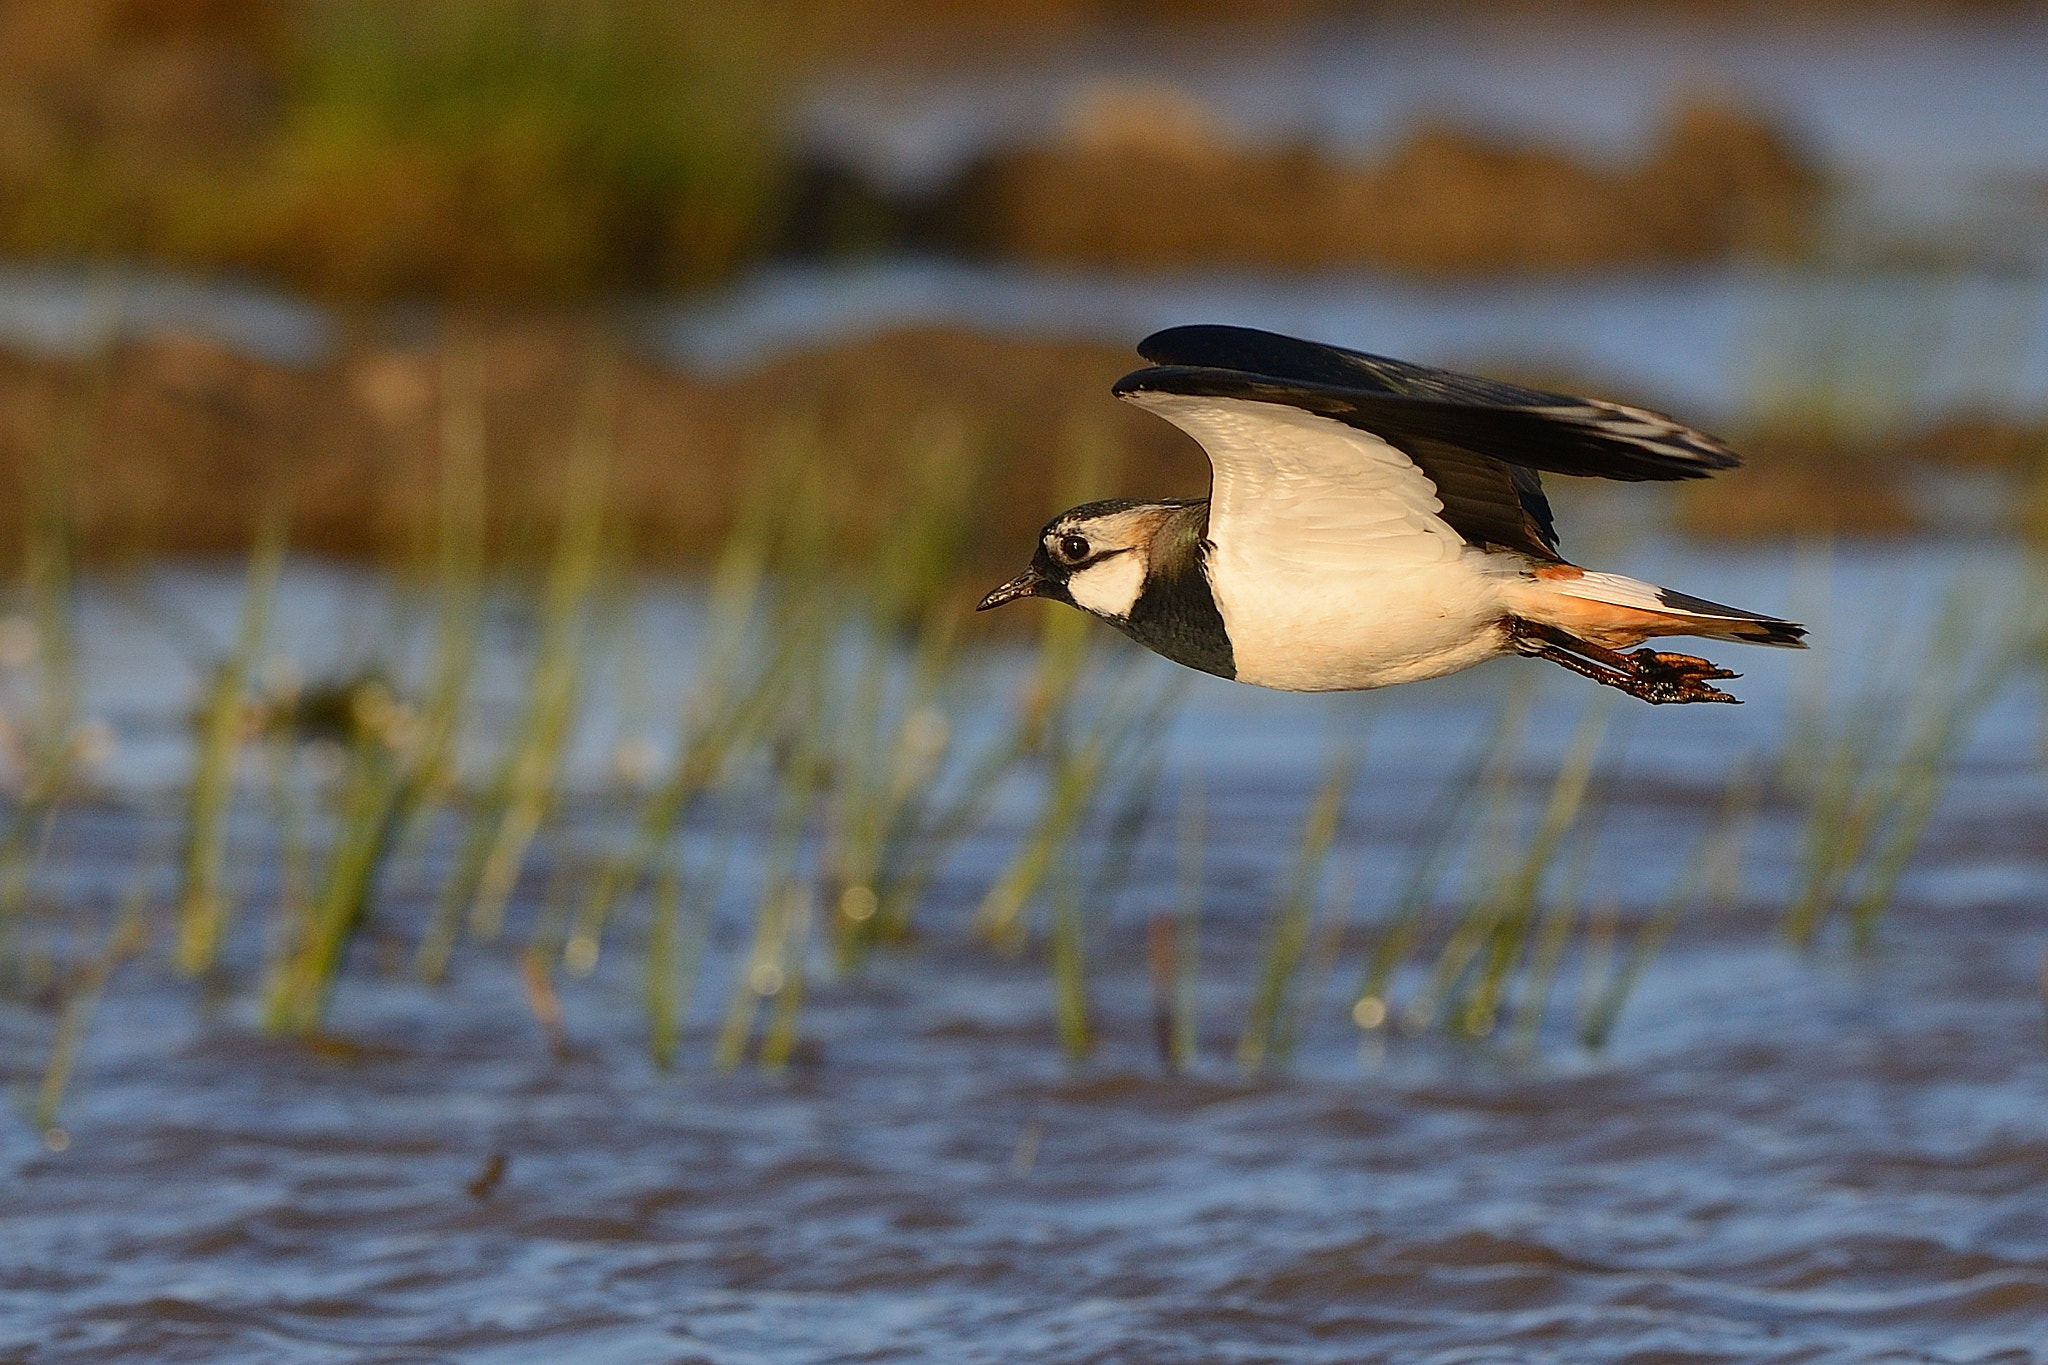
[{"x1": 1506, "y1": 619, "x2": 1740, "y2": 705}]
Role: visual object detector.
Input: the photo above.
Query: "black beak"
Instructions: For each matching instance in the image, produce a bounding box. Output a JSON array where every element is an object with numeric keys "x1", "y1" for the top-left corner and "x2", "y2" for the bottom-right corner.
[{"x1": 976, "y1": 567, "x2": 1045, "y2": 611}]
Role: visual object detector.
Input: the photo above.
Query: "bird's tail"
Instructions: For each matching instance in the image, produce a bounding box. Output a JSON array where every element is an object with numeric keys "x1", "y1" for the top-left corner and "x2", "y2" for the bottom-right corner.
[{"x1": 1504, "y1": 567, "x2": 1807, "y2": 650}]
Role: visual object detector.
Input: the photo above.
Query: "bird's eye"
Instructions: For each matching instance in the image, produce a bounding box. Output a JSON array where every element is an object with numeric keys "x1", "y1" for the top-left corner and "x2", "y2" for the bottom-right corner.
[{"x1": 1058, "y1": 534, "x2": 1091, "y2": 563}]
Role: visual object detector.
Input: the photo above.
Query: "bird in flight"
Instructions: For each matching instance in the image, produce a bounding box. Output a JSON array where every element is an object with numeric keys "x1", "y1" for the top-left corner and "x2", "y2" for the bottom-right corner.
[{"x1": 977, "y1": 325, "x2": 1803, "y2": 704}]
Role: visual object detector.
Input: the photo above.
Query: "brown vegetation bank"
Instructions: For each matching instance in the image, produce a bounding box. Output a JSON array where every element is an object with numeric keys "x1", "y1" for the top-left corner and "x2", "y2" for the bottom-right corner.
[{"x1": 3, "y1": 323, "x2": 2040, "y2": 574}]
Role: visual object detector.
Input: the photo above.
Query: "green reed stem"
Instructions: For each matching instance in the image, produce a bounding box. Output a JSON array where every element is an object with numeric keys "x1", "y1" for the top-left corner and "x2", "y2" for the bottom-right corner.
[
  {"x1": 265, "y1": 678, "x2": 453, "y2": 1037},
  {"x1": 867, "y1": 725, "x2": 1006, "y2": 939},
  {"x1": 717, "y1": 663, "x2": 830, "y2": 1071},
  {"x1": 1393, "y1": 684, "x2": 1536, "y2": 1035},
  {"x1": 644, "y1": 852, "x2": 686, "y2": 1070},
  {"x1": 0, "y1": 363, "x2": 100, "y2": 940},
  {"x1": 175, "y1": 514, "x2": 285, "y2": 974},
  {"x1": 1238, "y1": 747, "x2": 1359, "y2": 1074},
  {"x1": 757, "y1": 891, "x2": 816, "y2": 1074},
  {"x1": 571, "y1": 420, "x2": 812, "y2": 958},
  {"x1": 35, "y1": 853, "x2": 153, "y2": 1135},
  {"x1": 1084, "y1": 685, "x2": 1181, "y2": 913},
  {"x1": 1506, "y1": 764, "x2": 1617, "y2": 1059},
  {"x1": 1457, "y1": 700, "x2": 1610, "y2": 1038},
  {"x1": 1292, "y1": 843, "x2": 1363, "y2": 1059},
  {"x1": 516, "y1": 840, "x2": 582, "y2": 1056},
  {"x1": 1169, "y1": 770, "x2": 1205, "y2": 1070},
  {"x1": 257, "y1": 731, "x2": 311, "y2": 1003},
  {"x1": 402, "y1": 344, "x2": 491, "y2": 976},
  {"x1": 1352, "y1": 682, "x2": 1532, "y2": 1033},
  {"x1": 436, "y1": 358, "x2": 612, "y2": 950},
  {"x1": 1784, "y1": 581, "x2": 2014, "y2": 948},
  {"x1": 831, "y1": 597, "x2": 967, "y2": 966},
  {"x1": 646, "y1": 793, "x2": 731, "y2": 1070},
  {"x1": 1049, "y1": 858, "x2": 1092, "y2": 1061},
  {"x1": 977, "y1": 732, "x2": 1105, "y2": 949},
  {"x1": 1580, "y1": 767, "x2": 1761, "y2": 1050},
  {"x1": 757, "y1": 684, "x2": 836, "y2": 1073},
  {"x1": 265, "y1": 732, "x2": 403, "y2": 1034},
  {"x1": 23, "y1": 361, "x2": 82, "y2": 745},
  {"x1": 1844, "y1": 611, "x2": 2027, "y2": 946},
  {"x1": 822, "y1": 607, "x2": 928, "y2": 963}
]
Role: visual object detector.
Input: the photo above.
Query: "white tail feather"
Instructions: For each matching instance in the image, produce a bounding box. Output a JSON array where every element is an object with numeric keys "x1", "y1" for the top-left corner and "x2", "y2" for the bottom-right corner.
[{"x1": 1507, "y1": 570, "x2": 1807, "y2": 648}]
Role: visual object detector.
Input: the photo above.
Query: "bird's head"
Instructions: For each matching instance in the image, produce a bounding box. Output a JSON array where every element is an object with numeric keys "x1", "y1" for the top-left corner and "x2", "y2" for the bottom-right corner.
[{"x1": 976, "y1": 499, "x2": 1170, "y2": 622}]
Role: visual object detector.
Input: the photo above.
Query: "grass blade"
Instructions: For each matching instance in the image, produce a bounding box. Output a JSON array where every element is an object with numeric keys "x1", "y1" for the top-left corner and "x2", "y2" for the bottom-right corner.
[
  {"x1": 174, "y1": 515, "x2": 285, "y2": 974},
  {"x1": 1238, "y1": 747, "x2": 1359, "y2": 1074}
]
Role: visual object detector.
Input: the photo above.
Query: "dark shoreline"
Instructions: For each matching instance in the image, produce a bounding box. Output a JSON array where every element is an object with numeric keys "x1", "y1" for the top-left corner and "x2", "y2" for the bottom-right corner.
[{"x1": 3, "y1": 318, "x2": 2041, "y2": 572}]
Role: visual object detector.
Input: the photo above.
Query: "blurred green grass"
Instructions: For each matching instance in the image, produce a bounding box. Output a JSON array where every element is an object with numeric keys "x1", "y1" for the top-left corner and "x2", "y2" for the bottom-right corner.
[
  {"x1": 0, "y1": 0, "x2": 788, "y2": 295},
  {"x1": 268, "y1": 1, "x2": 779, "y2": 294}
]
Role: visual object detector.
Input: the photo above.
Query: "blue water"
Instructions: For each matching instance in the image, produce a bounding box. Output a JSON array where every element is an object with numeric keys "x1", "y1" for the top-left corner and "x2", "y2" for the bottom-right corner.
[{"x1": 3, "y1": 543, "x2": 2048, "y2": 1362}]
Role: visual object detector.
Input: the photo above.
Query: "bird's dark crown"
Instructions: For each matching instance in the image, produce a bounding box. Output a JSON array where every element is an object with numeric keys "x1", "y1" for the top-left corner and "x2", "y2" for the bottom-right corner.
[{"x1": 1042, "y1": 496, "x2": 1205, "y2": 533}]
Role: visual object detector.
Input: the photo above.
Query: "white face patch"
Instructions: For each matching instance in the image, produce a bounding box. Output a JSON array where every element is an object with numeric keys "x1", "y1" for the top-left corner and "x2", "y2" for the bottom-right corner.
[
  {"x1": 1064, "y1": 550, "x2": 1147, "y2": 620},
  {"x1": 1045, "y1": 506, "x2": 1164, "y2": 621}
]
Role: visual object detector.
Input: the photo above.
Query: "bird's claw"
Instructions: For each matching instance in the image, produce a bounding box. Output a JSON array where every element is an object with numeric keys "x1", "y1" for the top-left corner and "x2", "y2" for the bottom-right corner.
[
  {"x1": 1624, "y1": 649, "x2": 1740, "y2": 705},
  {"x1": 1507, "y1": 619, "x2": 1743, "y2": 704}
]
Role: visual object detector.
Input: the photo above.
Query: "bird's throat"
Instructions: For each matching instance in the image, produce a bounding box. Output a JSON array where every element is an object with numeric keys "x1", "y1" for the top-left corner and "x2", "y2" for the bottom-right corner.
[{"x1": 1122, "y1": 519, "x2": 1234, "y2": 680}]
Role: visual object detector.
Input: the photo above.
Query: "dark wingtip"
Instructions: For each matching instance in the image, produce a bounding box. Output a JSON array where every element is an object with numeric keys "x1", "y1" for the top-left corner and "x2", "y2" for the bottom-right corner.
[
  {"x1": 1112, "y1": 364, "x2": 1181, "y2": 399},
  {"x1": 1112, "y1": 363, "x2": 1302, "y2": 405},
  {"x1": 1135, "y1": 324, "x2": 1263, "y2": 365},
  {"x1": 1133, "y1": 325, "x2": 1385, "y2": 393},
  {"x1": 1126, "y1": 328, "x2": 1747, "y2": 483}
]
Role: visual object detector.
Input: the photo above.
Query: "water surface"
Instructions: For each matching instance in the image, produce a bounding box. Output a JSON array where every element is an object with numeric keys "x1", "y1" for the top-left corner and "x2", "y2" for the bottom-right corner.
[{"x1": 4, "y1": 544, "x2": 2048, "y2": 1362}]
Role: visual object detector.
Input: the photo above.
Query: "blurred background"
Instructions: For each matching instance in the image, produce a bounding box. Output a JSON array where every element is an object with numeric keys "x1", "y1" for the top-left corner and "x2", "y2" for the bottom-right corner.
[
  {"x1": 6, "y1": 4, "x2": 2048, "y2": 1361},
  {"x1": 2, "y1": 0, "x2": 2044, "y2": 563}
]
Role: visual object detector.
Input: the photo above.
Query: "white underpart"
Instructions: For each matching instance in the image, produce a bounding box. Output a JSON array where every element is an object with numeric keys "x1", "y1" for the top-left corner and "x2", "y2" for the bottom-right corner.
[
  {"x1": 1122, "y1": 391, "x2": 1521, "y2": 692},
  {"x1": 1065, "y1": 550, "x2": 1147, "y2": 619}
]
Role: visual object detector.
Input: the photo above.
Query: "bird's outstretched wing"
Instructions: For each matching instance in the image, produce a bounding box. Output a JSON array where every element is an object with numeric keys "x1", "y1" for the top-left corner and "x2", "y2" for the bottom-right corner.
[
  {"x1": 1132, "y1": 324, "x2": 1740, "y2": 479},
  {"x1": 1119, "y1": 325, "x2": 1742, "y2": 561},
  {"x1": 1115, "y1": 388, "x2": 1479, "y2": 579}
]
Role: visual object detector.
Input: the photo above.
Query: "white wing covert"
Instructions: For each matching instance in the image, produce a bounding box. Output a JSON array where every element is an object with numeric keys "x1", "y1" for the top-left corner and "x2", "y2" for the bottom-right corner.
[{"x1": 1120, "y1": 391, "x2": 1464, "y2": 574}]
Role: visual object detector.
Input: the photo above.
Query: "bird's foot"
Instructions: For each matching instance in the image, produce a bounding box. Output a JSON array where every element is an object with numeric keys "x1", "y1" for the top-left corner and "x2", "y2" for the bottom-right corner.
[
  {"x1": 1508, "y1": 620, "x2": 1741, "y2": 705},
  {"x1": 1621, "y1": 649, "x2": 1740, "y2": 705}
]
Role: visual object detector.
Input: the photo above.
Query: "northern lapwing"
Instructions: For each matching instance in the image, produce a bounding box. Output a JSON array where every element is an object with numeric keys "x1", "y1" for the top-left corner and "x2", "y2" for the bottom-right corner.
[{"x1": 977, "y1": 325, "x2": 1803, "y2": 703}]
